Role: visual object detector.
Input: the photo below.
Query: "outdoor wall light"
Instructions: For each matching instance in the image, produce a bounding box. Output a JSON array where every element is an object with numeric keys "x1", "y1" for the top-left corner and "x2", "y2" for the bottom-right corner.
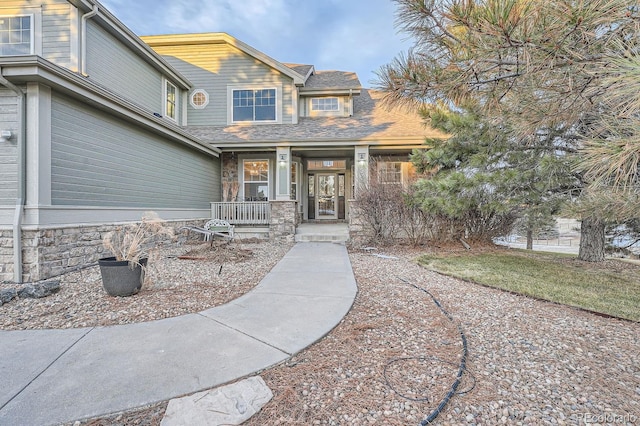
[
  {"x1": 0, "y1": 130, "x2": 13, "y2": 143},
  {"x1": 357, "y1": 152, "x2": 366, "y2": 164},
  {"x1": 278, "y1": 153, "x2": 288, "y2": 167}
]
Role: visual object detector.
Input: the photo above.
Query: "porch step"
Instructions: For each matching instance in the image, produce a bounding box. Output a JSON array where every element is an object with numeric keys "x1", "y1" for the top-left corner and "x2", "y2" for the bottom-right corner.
[{"x1": 295, "y1": 223, "x2": 349, "y2": 243}]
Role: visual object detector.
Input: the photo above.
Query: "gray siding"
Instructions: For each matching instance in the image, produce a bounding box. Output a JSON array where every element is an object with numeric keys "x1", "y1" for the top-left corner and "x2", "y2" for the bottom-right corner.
[
  {"x1": 85, "y1": 21, "x2": 166, "y2": 117},
  {"x1": 1, "y1": 1, "x2": 72, "y2": 68},
  {"x1": 157, "y1": 44, "x2": 295, "y2": 126},
  {"x1": 0, "y1": 89, "x2": 18, "y2": 206},
  {"x1": 50, "y1": 93, "x2": 220, "y2": 208},
  {"x1": 41, "y1": 3, "x2": 72, "y2": 68}
]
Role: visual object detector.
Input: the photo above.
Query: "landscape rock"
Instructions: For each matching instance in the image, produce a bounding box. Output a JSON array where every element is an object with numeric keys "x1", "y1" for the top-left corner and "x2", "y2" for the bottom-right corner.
[
  {"x1": 0, "y1": 288, "x2": 17, "y2": 305},
  {"x1": 17, "y1": 280, "x2": 60, "y2": 299},
  {"x1": 161, "y1": 376, "x2": 273, "y2": 426}
]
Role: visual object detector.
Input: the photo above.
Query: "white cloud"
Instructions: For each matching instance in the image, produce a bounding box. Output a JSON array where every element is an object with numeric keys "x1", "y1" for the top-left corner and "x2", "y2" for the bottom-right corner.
[{"x1": 164, "y1": 0, "x2": 293, "y2": 39}]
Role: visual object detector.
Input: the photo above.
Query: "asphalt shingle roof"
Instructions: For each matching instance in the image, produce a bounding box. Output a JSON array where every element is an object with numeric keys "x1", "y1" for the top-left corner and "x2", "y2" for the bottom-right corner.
[
  {"x1": 284, "y1": 63, "x2": 314, "y2": 79},
  {"x1": 301, "y1": 71, "x2": 361, "y2": 91},
  {"x1": 186, "y1": 89, "x2": 446, "y2": 145}
]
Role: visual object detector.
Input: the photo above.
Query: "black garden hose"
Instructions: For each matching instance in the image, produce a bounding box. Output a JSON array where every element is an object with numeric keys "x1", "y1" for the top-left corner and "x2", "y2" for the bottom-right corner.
[{"x1": 395, "y1": 277, "x2": 470, "y2": 425}]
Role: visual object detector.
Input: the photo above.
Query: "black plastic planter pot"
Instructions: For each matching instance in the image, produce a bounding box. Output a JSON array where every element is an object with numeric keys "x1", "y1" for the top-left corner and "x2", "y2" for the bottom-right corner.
[{"x1": 98, "y1": 257, "x2": 147, "y2": 297}]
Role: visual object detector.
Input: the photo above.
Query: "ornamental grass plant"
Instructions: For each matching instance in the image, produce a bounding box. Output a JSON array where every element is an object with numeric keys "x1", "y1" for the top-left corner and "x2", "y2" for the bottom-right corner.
[{"x1": 102, "y1": 211, "x2": 174, "y2": 267}]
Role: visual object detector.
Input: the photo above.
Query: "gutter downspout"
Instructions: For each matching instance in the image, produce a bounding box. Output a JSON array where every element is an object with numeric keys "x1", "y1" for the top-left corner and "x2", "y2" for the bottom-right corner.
[
  {"x1": 81, "y1": 4, "x2": 99, "y2": 75},
  {"x1": 0, "y1": 69, "x2": 26, "y2": 283}
]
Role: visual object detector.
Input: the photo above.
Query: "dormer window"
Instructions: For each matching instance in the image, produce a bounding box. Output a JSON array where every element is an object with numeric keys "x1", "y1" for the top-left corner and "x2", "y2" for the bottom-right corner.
[
  {"x1": 0, "y1": 15, "x2": 33, "y2": 56},
  {"x1": 311, "y1": 97, "x2": 339, "y2": 111}
]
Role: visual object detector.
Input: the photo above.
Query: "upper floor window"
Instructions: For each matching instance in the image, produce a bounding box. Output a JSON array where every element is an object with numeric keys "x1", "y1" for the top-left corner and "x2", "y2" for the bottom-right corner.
[
  {"x1": 233, "y1": 88, "x2": 276, "y2": 122},
  {"x1": 311, "y1": 97, "x2": 339, "y2": 111},
  {"x1": 0, "y1": 15, "x2": 33, "y2": 56},
  {"x1": 165, "y1": 80, "x2": 177, "y2": 120}
]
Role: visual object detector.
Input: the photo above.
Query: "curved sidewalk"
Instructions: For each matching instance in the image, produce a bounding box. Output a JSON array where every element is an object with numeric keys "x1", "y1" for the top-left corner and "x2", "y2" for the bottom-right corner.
[{"x1": 0, "y1": 242, "x2": 357, "y2": 426}]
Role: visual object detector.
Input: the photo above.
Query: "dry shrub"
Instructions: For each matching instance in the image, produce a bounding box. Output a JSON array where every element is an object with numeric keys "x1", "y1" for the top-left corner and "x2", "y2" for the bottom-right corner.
[{"x1": 103, "y1": 211, "x2": 174, "y2": 266}]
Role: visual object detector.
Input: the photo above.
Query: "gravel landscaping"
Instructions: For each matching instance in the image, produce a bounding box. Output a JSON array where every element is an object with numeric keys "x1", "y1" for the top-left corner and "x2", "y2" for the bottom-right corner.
[
  {"x1": 0, "y1": 239, "x2": 293, "y2": 330},
  {"x1": 2, "y1": 241, "x2": 638, "y2": 425}
]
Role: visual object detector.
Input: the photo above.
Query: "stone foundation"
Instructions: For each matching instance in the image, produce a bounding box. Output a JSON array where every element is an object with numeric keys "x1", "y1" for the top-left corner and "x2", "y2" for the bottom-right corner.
[
  {"x1": 269, "y1": 201, "x2": 298, "y2": 242},
  {"x1": 1, "y1": 219, "x2": 209, "y2": 284},
  {"x1": 0, "y1": 229, "x2": 15, "y2": 283}
]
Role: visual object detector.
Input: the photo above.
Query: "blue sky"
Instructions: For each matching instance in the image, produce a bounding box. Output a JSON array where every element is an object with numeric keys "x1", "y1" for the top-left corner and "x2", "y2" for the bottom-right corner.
[{"x1": 99, "y1": 0, "x2": 413, "y2": 88}]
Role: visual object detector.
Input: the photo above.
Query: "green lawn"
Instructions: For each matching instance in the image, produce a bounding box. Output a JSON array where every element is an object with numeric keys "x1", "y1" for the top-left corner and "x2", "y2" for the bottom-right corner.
[{"x1": 416, "y1": 249, "x2": 640, "y2": 322}]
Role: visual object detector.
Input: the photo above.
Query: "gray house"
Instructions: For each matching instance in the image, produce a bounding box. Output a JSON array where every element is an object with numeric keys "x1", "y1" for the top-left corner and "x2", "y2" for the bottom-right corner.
[
  {"x1": 0, "y1": 0, "x2": 220, "y2": 283},
  {"x1": 0, "y1": 0, "x2": 443, "y2": 283}
]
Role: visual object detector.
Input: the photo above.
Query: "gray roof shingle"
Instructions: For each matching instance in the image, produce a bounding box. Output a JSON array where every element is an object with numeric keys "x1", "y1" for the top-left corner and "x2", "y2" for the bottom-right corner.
[
  {"x1": 301, "y1": 71, "x2": 361, "y2": 91},
  {"x1": 284, "y1": 63, "x2": 314, "y2": 79}
]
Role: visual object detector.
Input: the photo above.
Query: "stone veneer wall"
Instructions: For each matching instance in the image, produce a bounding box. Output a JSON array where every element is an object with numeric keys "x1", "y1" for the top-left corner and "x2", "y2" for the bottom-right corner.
[
  {"x1": 221, "y1": 152, "x2": 239, "y2": 202},
  {"x1": 1, "y1": 219, "x2": 208, "y2": 284},
  {"x1": 269, "y1": 201, "x2": 298, "y2": 242},
  {"x1": 0, "y1": 229, "x2": 15, "y2": 283}
]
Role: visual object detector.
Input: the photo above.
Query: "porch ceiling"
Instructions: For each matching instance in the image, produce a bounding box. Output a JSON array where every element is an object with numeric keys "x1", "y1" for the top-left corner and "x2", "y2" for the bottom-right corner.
[{"x1": 291, "y1": 148, "x2": 353, "y2": 158}]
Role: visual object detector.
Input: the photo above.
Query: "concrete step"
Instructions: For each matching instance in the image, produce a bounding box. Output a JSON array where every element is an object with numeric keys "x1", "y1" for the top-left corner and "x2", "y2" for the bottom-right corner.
[
  {"x1": 294, "y1": 233, "x2": 349, "y2": 243},
  {"x1": 294, "y1": 224, "x2": 349, "y2": 243}
]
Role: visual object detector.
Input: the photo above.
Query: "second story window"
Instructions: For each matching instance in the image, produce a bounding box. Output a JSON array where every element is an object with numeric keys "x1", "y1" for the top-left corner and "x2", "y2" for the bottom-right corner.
[
  {"x1": 311, "y1": 97, "x2": 339, "y2": 111},
  {"x1": 0, "y1": 15, "x2": 33, "y2": 56},
  {"x1": 165, "y1": 80, "x2": 177, "y2": 120},
  {"x1": 233, "y1": 88, "x2": 276, "y2": 122}
]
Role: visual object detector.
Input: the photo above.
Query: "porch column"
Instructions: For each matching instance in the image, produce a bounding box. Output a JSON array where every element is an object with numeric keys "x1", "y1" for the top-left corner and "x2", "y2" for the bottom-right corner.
[
  {"x1": 275, "y1": 146, "x2": 291, "y2": 201},
  {"x1": 354, "y1": 145, "x2": 369, "y2": 198}
]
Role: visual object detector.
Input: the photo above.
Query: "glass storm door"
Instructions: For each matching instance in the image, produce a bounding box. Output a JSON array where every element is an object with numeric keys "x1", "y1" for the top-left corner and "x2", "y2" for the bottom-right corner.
[{"x1": 317, "y1": 174, "x2": 336, "y2": 219}]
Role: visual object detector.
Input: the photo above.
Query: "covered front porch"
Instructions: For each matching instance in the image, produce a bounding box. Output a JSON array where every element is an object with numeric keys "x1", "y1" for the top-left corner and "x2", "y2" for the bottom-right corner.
[
  {"x1": 209, "y1": 200, "x2": 350, "y2": 242},
  {"x1": 212, "y1": 144, "x2": 417, "y2": 241}
]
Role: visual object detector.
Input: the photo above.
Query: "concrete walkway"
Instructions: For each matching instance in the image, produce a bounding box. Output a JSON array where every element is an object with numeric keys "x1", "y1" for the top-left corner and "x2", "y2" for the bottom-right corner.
[{"x1": 0, "y1": 242, "x2": 357, "y2": 426}]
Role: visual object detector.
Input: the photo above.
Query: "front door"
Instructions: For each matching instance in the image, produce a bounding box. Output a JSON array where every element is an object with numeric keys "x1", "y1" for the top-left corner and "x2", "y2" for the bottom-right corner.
[
  {"x1": 317, "y1": 174, "x2": 336, "y2": 219},
  {"x1": 307, "y1": 169, "x2": 346, "y2": 221}
]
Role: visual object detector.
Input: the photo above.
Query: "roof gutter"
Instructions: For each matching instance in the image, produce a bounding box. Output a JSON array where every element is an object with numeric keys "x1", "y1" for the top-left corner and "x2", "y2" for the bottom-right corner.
[{"x1": 0, "y1": 69, "x2": 26, "y2": 283}]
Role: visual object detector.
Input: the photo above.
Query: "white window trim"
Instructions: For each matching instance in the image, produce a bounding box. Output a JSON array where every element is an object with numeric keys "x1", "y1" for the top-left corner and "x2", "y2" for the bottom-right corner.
[
  {"x1": 241, "y1": 158, "x2": 271, "y2": 201},
  {"x1": 190, "y1": 89, "x2": 209, "y2": 109},
  {"x1": 311, "y1": 97, "x2": 339, "y2": 111},
  {"x1": 163, "y1": 79, "x2": 177, "y2": 121},
  {"x1": 0, "y1": 14, "x2": 36, "y2": 56},
  {"x1": 227, "y1": 84, "x2": 282, "y2": 124},
  {"x1": 291, "y1": 161, "x2": 300, "y2": 202}
]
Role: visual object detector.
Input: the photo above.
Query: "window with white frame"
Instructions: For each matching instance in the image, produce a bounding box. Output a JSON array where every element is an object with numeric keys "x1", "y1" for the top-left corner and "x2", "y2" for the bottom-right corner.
[
  {"x1": 0, "y1": 15, "x2": 33, "y2": 56},
  {"x1": 243, "y1": 160, "x2": 269, "y2": 201},
  {"x1": 311, "y1": 97, "x2": 339, "y2": 111},
  {"x1": 232, "y1": 88, "x2": 276, "y2": 122},
  {"x1": 165, "y1": 80, "x2": 177, "y2": 120},
  {"x1": 378, "y1": 162, "x2": 403, "y2": 184},
  {"x1": 190, "y1": 89, "x2": 209, "y2": 109}
]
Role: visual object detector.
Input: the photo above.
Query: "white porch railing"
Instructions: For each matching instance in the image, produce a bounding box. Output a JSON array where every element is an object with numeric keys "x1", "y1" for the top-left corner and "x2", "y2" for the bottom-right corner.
[{"x1": 210, "y1": 202, "x2": 271, "y2": 225}]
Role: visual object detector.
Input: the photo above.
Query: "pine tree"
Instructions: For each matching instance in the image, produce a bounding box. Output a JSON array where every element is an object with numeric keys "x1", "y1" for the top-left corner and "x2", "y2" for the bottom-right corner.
[{"x1": 377, "y1": 0, "x2": 640, "y2": 261}]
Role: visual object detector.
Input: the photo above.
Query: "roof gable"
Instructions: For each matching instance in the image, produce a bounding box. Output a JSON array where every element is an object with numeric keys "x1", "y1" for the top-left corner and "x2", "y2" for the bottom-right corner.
[{"x1": 141, "y1": 33, "x2": 306, "y2": 86}]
